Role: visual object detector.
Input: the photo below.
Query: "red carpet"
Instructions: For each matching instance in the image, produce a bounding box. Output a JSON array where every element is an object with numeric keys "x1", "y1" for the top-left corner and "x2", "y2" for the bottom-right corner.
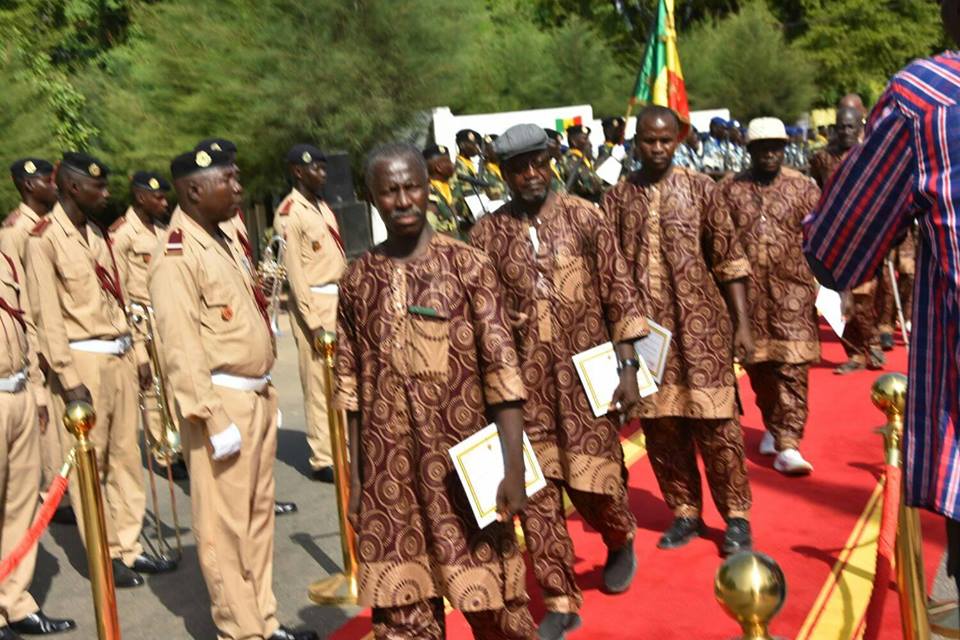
[{"x1": 330, "y1": 324, "x2": 946, "y2": 639}]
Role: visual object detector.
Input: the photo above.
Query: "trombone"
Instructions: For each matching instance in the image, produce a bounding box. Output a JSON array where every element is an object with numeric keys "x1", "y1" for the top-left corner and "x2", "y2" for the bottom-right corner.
[
  {"x1": 257, "y1": 234, "x2": 286, "y2": 335},
  {"x1": 127, "y1": 301, "x2": 183, "y2": 560}
]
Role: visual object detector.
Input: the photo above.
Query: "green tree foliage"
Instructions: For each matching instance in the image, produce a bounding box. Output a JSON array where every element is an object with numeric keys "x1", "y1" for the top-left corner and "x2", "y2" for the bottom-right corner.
[
  {"x1": 796, "y1": 0, "x2": 944, "y2": 106},
  {"x1": 679, "y1": 1, "x2": 816, "y2": 122}
]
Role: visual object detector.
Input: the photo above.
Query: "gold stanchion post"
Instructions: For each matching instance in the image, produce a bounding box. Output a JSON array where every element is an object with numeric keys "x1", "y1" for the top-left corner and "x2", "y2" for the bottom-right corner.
[
  {"x1": 715, "y1": 551, "x2": 787, "y2": 640},
  {"x1": 63, "y1": 401, "x2": 121, "y2": 640},
  {"x1": 308, "y1": 331, "x2": 359, "y2": 605}
]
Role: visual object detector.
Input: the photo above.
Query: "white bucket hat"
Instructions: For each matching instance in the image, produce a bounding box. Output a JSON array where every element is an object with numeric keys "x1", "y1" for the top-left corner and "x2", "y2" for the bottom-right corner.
[{"x1": 746, "y1": 117, "x2": 789, "y2": 144}]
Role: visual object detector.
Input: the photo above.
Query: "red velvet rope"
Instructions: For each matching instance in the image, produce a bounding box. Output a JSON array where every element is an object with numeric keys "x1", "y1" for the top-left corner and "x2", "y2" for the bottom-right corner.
[
  {"x1": 863, "y1": 464, "x2": 902, "y2": 640},
  {"x1": 0, "y1": 475, "x2": 69, "y2": 583}
]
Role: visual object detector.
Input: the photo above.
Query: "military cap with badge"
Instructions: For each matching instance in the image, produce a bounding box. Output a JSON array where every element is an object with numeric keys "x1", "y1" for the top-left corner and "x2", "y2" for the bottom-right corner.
[
  {"x1": 170, "y1": 148, "x2": 234, "y2": 179},
  {"x1": 10, "y1": 158, "x2": 54, "y2": 181},
  {"x1": 61, "y1": 151, "x2": 109, "y2": 179},
  {"x1": 131, "y1": 170, "x2": 171, "y2": 192},
  {"x1": 422, "y1": 144, "x2": 450, "y2": 161},
  {"x1": 286, "y1": 144, "x2": 326, "y2": 166}
]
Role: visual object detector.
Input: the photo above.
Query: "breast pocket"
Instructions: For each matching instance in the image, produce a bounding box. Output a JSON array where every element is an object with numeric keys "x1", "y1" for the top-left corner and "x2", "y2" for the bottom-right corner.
[
  {"x1": 201, "y1": 287, "x2": 236, "y2": 330},
  {"x1": 405, "y1": 313, "x2": 450, "y2": 379}
]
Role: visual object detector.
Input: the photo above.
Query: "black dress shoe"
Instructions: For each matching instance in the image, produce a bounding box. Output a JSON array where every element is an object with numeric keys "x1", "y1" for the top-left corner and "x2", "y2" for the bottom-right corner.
[
  {"x1": 538, "y1": 611, "x2": 582, "y2": 640},
  {"x1": 0, "y1": 626, "x2": 22, "y2": 640},
  {"x1": 312, "y1": 466, "x2": 335, "y2": 483},
  {"x1": 130, "y1": 553, "x2": 177, "y2": 574},
  {"x1": 657, "y1": 517, "x2": 704, "y2": 549},
  {"x1": 111, "y1": 559, "x2": 144, "y2": 588},
  {"x1": 50, "y1": 506, "x2": 76, "y2": 526},
  {"x1": 880, "y1": 332, "x2": 895, "y2": 351},
  {"x1": 8, "y1": 611, "x2": 75, "y2": 636},
  {"x1": 722, "y1": 518, "x2": 752, "y2": 555},
  {"x1": 274, "y1": 501, "x2": 298, "y2": 516},
  {"x1": 602, "y1": 543, "x2": 637, "y2": 593},
  {"x1": 269, "y1": 626, "x2": 319, "y2": 640}
]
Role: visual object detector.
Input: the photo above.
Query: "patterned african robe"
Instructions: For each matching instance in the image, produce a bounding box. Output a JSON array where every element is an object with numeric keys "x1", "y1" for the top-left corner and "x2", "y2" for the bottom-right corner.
[
  {"x1": 335, "y1": 233, "x2": 528, "y2": 611},
  {"x1": 716, "y1": 169, "x2": 822, "y2": 364},
  {"x1": 471, "y1": 193, "x2": 648, "y2": 496},
  {"x1": 602, "y1": 167, "x2": 750, "y2": 419}
]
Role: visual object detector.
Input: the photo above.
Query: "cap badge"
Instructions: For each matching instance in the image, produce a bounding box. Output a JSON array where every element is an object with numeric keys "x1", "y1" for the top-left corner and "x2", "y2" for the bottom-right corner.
[
  {"x1": 148, "y1": 178, "x2": 160, "y2": 190},
  {"x1": 439, "y1": 145, "x2": 446, "y2": 154},
  {"x1": 196, "y1": 151, "x2": 212, "y2": 168},
  {"x1": 89, "y1": 163, "x2": 101, "y2": 177},
  {"x1": 302, "y1": 151, "x2": 312, "y2": 163},
  {"x1": 23, "y1": 161, "x2": 36, "y2": 175},
  {"x1": 210, "y1": 143, "x2": 222, "y2": 152}
]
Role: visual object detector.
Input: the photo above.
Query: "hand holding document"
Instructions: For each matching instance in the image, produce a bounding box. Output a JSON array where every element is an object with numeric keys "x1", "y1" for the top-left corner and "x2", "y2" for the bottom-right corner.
[
  {"x1": 634, "y1": 318, "x2": 671, "y2": 384},
  {"x1": 449, "y1": 424, "x2": 546, "y2": 528},
  {"x1": 573, "y1": 342, "x2": 658, "y2": 418}
]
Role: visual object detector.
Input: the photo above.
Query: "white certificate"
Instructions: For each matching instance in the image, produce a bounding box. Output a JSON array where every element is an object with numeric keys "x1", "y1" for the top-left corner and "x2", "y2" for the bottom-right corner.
[
  {"x1": 816, "y1": 286, "x2": 846, "y2": 337},
  {"x1": 635, "y1": 318, "x2": 672, "y2": 384},
  {"x1": 463, "y1": 194, "x2": 506, "y2": 220},
  {"x1": 449, "y1": 424, "x2": 547, "y2": 528},
  {"x1": 572, "y1": 342, "x2": 658, "y2": 418},
  {"x1": 595, "y1": 157, "x2": 623, "y2": 185}
]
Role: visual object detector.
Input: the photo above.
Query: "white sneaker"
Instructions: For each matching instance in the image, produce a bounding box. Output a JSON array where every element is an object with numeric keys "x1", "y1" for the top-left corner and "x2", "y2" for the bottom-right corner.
[
  {"x1": 759, "y1": 432, "x2": 777, "y2": 456},
  {"x1": 774, "y1": 448, "x2": 814, "y2": 476}
]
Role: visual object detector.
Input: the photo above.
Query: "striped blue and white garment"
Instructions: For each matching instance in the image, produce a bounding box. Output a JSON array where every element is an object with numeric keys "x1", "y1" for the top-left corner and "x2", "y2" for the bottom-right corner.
[{"x1": 803, "y1": 51, "x2": 960, "y2": 519}]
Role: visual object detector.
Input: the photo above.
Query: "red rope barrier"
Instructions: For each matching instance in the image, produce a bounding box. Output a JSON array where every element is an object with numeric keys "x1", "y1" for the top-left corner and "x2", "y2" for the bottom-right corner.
[
  {"x1": 0, "y1": 475, "x2": 69, "y2": 583},
  {"x1": 863, "y1": 464, "x2": 902, "y2": 640}
]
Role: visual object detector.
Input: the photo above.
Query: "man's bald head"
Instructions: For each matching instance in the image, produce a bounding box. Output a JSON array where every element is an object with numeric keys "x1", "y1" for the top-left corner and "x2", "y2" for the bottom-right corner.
[{"x1": 838, "y1": 93, "x2": 866, "y2": 117}]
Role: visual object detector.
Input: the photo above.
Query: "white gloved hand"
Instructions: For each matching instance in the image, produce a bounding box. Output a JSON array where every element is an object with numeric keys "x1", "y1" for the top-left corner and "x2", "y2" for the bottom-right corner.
[{"x1": 210, "y1": 424, "x2": 242, "y2": 461}]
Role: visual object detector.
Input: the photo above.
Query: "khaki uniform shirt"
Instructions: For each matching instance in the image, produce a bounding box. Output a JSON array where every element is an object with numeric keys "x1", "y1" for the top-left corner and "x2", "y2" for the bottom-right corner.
[
  {"x1": 273, "y1": 189, "x2": 346, "y2": 331},
  {"x1": 1, "y1": 203, "x2": 45, "y2": 272},
  {"x1": 110, "y1": 207, "x2": 164, "y2": 304},
  {"x1": 25, "y1": 204, "x2": 144, "y2": 391},
  {"x1": 149, "y1": 208, "x2": 275, "y2": 437},
  {"x1": 0, "y1": 252, "x2": 45, "y2": 407}
]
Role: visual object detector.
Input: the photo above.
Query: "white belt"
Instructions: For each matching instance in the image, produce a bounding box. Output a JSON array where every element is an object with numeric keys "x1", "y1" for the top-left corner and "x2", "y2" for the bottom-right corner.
[
  {"x1": 310, "y1": 284, "x2": 339, "y2": 295},
  {"x1": 211, "y1": 372, "x2": 271, "y2": 393},
  {"x1": 0, "y1": 369, "x2": 28, "y2": 393},
  {"x1": 69, "y1": 336, "x2": 133, "y2": 356}
]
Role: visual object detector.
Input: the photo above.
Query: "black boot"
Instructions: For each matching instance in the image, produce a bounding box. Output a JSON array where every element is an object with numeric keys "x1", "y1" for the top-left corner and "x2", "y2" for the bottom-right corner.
[
  {"x1": 8, "y1": 611, "x2": 76, "y2": 635},
  {"x1": 603, "y1": 543, "x2": 637, "y2": 593}
]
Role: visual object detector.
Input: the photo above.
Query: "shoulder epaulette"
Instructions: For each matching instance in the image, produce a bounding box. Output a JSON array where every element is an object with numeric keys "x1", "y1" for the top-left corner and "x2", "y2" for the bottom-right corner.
[
  {"x1": 278, "y1": 199, "x2": 293, "y2": 216},
  {"x1": 108, "y1": 216, "x2": 127, "y2": 232},
  {"x1": 165, "y1": 229, "x2": 183, "y2": 255},
  {"x1": 29, "y1": 217, "x2": 52, "y2": 237},
  {"x1": 3, "y1": 209, "x2": 21, "y2": 228}
]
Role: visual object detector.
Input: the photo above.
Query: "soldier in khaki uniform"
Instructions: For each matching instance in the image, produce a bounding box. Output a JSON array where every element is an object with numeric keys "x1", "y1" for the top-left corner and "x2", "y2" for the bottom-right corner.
[
  {"x1": 1, "y1": 158, "x2": 72, "y2": 521},
  {"x1": 149, "y1": 149, "x2": 317, "y2": 640},
  {"x1": 273, "y1": 144, "x2": 345, "y2": 482},
  {"x1": 25, "y1": 152, "x2": 176, "y2": 589},
  {"x1": 109, "y1": 171, "x2": 187, "y2": 479},
  {"x1": 0, "y1": 250, "x2": 76, "y2": 640}
]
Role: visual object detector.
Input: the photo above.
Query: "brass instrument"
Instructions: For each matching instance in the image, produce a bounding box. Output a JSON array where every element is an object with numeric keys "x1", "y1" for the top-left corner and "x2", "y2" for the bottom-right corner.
[
  {"x1": 257, "y1": 233, "x2": 286, "y2": 335},
  {"x1": 127, "y1": 301, "x2": 183, "y2": 559}
]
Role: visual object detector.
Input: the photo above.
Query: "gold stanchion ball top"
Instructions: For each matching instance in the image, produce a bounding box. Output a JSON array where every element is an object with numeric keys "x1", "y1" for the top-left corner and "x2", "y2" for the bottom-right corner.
[
  {"x1": 870, "y1": 373, "x2": 908, "y2": 418},
  {"x1": 62, "y1": 401, "x2": 96, "y2": 438},
  {"x1": 715, "y1": 551, "x2": 786, "y2": 628}
]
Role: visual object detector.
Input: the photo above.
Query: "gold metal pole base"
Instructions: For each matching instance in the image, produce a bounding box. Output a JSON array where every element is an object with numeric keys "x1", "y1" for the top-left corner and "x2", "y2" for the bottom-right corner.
[
  {"x1": 308, "y1": 572, "x2": 358, "y2": 605},
  {"x1": 930, "y1": 601, "x2": 960, "y2": 638}
]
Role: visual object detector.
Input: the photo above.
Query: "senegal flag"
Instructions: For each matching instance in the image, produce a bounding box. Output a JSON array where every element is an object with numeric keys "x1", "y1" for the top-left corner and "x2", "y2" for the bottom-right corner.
[{"x1": 630, "y1": 0, "x2": 690, "y2": 125}]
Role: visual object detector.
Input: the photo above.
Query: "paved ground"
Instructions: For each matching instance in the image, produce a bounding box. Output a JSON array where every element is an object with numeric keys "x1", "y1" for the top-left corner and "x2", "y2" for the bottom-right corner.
[{"x1": 29, "y1": 310, "x2": 358, "y2": 639}]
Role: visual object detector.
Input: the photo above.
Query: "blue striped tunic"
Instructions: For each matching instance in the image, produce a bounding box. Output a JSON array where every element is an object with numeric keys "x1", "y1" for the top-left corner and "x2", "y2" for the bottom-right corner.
[{"x1": 803, "y1": 52, "x2": 960, "y2": 519}]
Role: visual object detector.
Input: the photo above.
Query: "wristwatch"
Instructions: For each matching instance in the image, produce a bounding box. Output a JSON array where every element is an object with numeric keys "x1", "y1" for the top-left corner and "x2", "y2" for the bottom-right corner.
[{"x1": 617, "y1": 358, "x2": 640, "y2": 373}]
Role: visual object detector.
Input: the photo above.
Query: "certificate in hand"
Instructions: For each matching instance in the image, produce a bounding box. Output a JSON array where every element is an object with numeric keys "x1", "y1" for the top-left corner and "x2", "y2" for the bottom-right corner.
[
  {"x1": 634, "y1": 318, "x2": 672, "y2": 384},
  {"x1": 449, "y1": 424, "x2": 547, "y2": 528},
  {"x1": 572, "y1": 342, "x2": 658, "y2": 418}
]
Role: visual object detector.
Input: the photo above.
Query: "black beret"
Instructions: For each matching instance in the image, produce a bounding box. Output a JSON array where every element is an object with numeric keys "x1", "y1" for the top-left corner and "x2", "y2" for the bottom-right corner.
[
  {"x1": 10, "y1": 158, "x2": 54, "y2": 180},
  {"x1": 544, "y1": 128, "x2": 563, "y2": 142},
  {"x1": 565, "y1": 124, "x2": 591, "y2": 137},
  {"x1": 455, "y1": 129, "x2": 481, "y2": 144},
  {"x1": 286, "y1": 144, "x2": 326, "y2": 165},
  {"x1": 61, "y1": 152, "x2": 109, "y2": 179},
  {"x1": 422, "y1": 144, "x2": 450, "y2": 160},
  {"x1": 131, "y1": 170, "x2": 171, "y2": 191},
  {"x1": 170, "y1": 149, "x2": 233, "y2": 180},
  {"x1": 194, "y1": 138, "x2": 237, "y2": 154},
  {"x1": 602, "y1": 116, "x2": 626, "y2": 128},
  {"x1": 483, "y1": 133, "x2": 499, "y2": 144}
]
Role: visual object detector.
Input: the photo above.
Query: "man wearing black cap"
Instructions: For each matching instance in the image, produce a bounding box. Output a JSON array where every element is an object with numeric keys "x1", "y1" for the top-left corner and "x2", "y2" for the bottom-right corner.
[
  {"x1": 480, "y1": 134, "x2": 507, "y2": 200},
  {"x1": 109, "y1": 171, "x2": 186, "y2": 479},
  {"x1": 561, "y1": 125, "x2": 604, "y2": 202},
  {"x1": 273, "y1": 144, "x2": 345, "y2": 483},
  {"x1": 471, "y1": 124, "x2": 648, "y2": 639},
  {"x1": 194, "y1": 138, "x2": 299, "y2": 516},
  {"x1": 544, "y1": 129, "x2": 566, "y2": 192},
  {"x1": 149, "y1": 148, "x2": 317, "y2": 640},
  {"x1": 454, "y1": 128, "x2": 482, "y2": 180},
  {"x1": 25, "y1": 152, "x2": 176, "y2": 588},
  {"x1": 2, "y1": 158, "x2": 69, "y2": 521},
  {"x1": 423, "y1": 144, "x2": 468, "y2": 239},
  {"x1": 597, "y1": 116, "x2": 626, "y2": 164}
]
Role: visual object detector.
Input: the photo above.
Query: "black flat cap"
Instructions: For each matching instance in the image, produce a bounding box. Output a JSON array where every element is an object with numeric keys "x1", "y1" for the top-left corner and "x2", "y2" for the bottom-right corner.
[
  {"x1": 286, "y1": 144, "x2": 326, "y2": 165},
  {"x1": 170, "y1": 149, "x2": 233, "y2": 180},
  {"x1": 62, "y1": 152, "x2": 109, "y2": 179},
  {"x1": 10, "y1": 158, "x2": 54, "y2": 180},
  {"x1": 131, "y1": 170, "x2": 171, "y2": 191}
]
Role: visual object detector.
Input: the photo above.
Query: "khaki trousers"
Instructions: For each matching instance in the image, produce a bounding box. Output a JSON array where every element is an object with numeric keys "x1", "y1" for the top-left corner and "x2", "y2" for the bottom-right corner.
[
  {"x1": 372, "y1": 597, "x2": 536, "y2": 640},
  {"x1": 50, "y1": 350, "x2": 145, "y2": 565},
  {"x1": 0, "y1": 389, "x2": 41, "y2": 627},
  {"x1": 37, "y1": 384, "x2": 70, "y2": 505},
  {"x1": 744, "y1": 362, "x2": 810, "y2": 451},
  {"x1": 644, "y1": 417, "x2": 752, "y2": 519},
  {"x1": 289, "y1": 306, "x2": 333, "y2": 470},
  {"x1": 183, "y1": 385, "x2": 279, "y2": 640}
]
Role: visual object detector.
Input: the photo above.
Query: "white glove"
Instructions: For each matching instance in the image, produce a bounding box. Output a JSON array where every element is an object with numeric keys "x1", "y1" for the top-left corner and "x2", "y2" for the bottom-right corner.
[{"x1": 210, "y1": 424, "x2": 242, "y2": 461}]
